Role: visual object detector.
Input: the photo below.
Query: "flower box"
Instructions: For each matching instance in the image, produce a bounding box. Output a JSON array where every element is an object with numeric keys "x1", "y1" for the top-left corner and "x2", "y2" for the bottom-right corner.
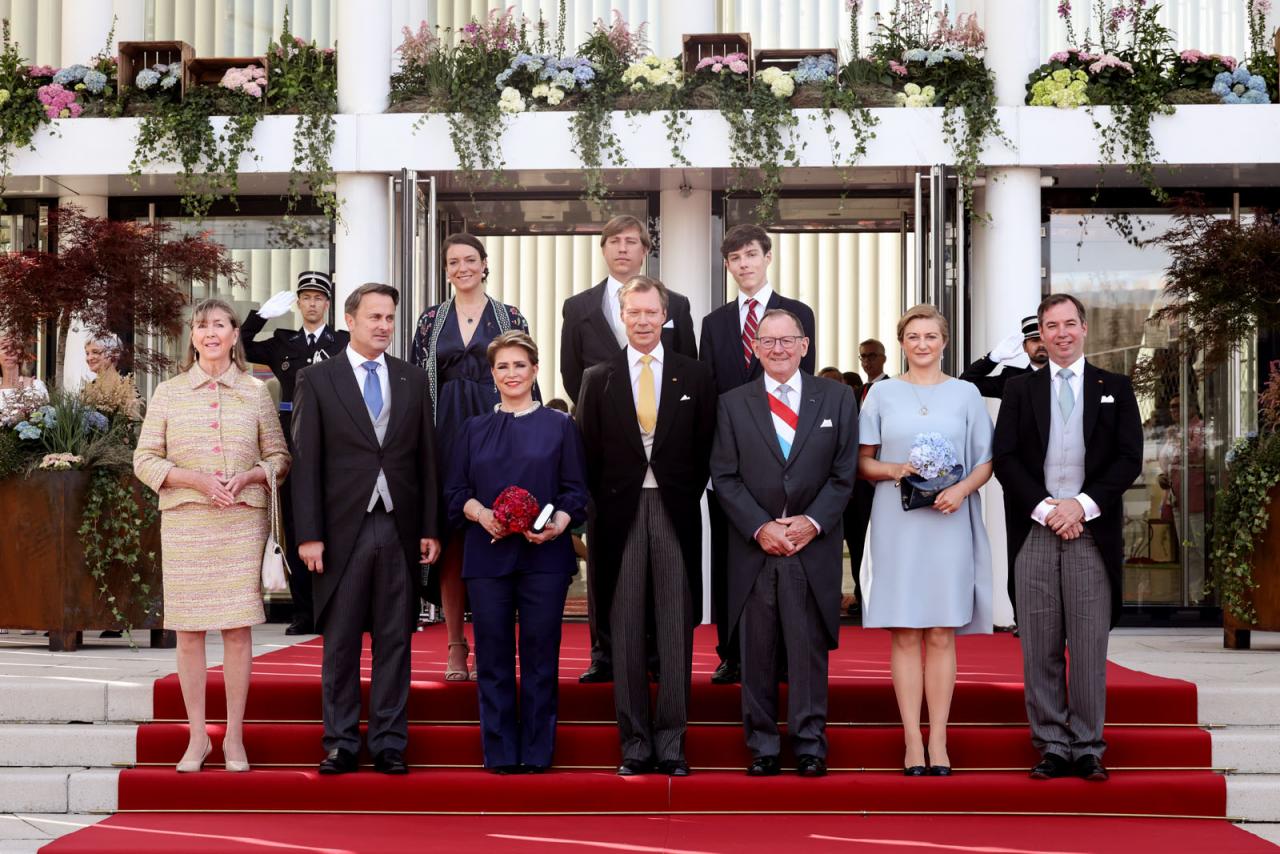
[
  {"x1": 184, "y1": 56, "x2": 269, "y2": 91},
  {"x1": 117, "y1": 40, "x2": 193, "y2": 100},
  {"x1": 1224, "y1": 482, "x2": 1280, "y2": 649},
  {"x1": 0, "y1": 470, "x2": 169, "y2": 652},
  {"x1": 681, "y1": 33, "x2": 752, "y2": 76},
  {"x1": 754, "y1": 48, "x2": 837, "y2": 74}
]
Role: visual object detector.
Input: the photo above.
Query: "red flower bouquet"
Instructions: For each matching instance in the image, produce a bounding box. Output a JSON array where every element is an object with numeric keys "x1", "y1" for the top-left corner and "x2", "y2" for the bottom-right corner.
[{"x1": 491, "y1": 485, "x2": 540, "y2": 536}]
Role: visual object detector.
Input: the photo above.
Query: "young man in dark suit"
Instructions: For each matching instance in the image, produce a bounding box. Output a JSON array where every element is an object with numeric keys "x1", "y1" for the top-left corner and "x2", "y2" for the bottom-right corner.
[
  {"x1": 993, "y1": 293, "x2": 1142, "y2": 783},
  {"x1": 560, "y1": 215, "x2": 697, "y2": 684},
  {"x1": 291, "y1": 283, "x2": 441, "y2": 776},
  {"x1": 699, "y1": 224, "x2": 816, "y2": 684},
  {"x1": 711, "y1": 309, "x2": 858, "y2": 778},
  {"x1": 242, "y1": 271, "x2": 349, "y2": 635},
  {"x1": 577, "y1": 276, "x2": 716, "y2": 777}
]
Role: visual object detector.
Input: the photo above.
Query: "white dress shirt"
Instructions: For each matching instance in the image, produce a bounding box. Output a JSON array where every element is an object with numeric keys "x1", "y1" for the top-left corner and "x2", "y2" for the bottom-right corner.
[
  {"x1": 758, "y1": 370, "x2": 821, "y2": 535},
  {"x1": 1031, "y1": 353, "x2": 1100, "y2": 525},
  {"x1": 302, "y1": 322, "x2": 327, "y2": 341},
  {"x1": 738, "y1": 282, "x2": 774, "y2": 333},
  {"x1": 345, "y1": 346, "x2": 393, "y2": 512},
  {"x1": 627, "y1": 342, "x2": 663, "y2": 488},
  {"x1": 603, "y1": 275, "x2": 629, "y2": 348}
]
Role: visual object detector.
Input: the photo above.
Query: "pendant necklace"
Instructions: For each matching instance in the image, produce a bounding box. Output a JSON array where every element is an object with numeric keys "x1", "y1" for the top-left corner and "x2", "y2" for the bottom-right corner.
[{"x1": 906, "y1": 379, "x2": 939, "y2": 416}]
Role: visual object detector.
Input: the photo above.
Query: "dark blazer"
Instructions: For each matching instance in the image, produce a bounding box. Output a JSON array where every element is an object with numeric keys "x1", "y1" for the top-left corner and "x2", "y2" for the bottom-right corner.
[
  {"x1": 576, "y1": 349, "x2": 717, "y2": 632},
  {"x1": 959, "y1": 354, "x2": 1034, "y2": 400},
  {"x1": 560, "y1": 279, "x2": 697, "y2": 403},
  {"x1": 992, "y1": 361, "x2": 1142, "y2": 626},
  {"x1": 290, "y1": 352, "x2": 440, "y2": 630},
  {"x1": 241, "y1": 311, "x2": 349, "y2": 412},
  {"x1": 699, "y1": 291, "x2": 816, "y2": 395},
  {"x1": 710, "y1": 374, "x2": 858, "y2": 648}
]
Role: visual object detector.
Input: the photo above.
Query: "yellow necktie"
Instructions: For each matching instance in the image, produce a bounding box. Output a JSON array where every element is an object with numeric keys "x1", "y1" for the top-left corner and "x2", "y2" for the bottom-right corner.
[{"x1": 637, "y1": 354, "x2": 657, "y2": 434}]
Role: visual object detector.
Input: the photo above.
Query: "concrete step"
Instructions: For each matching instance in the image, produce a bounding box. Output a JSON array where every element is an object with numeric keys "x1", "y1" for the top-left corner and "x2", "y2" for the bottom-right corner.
[
  {"x1": 0, "y1": 814, "x2": 109, "y2": 854},
  {"x1": 0, "y1": 679, "x2": 151, "y2": 724},
  {"x1": 1196, "y1": 684, "x2": 1280, "y2": 727},
  {"x1": 0, "y1": 725, "x2": 135, "y2": 768},
  {"x1": 1228, "y1": 775, "x2": 1280, "y2": 823},
  {"x1": 1236, "y1": 823, "x2": 1280, "y2": 847},
  {"x1": 0, "y1": 769, "x2": 117, "y2": 814},
  {"x1": 1213, "y1": 727, "x2": 1280, "y2": 774}
]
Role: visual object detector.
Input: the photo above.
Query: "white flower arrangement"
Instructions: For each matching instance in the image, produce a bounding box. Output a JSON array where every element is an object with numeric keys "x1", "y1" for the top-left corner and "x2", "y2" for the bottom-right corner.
[
  {"x1": 498, "y1": 85, "x2": 526, "y2": 113},
  {"x1": 895, "y1": 82, "x2": 937, "y2": 108},
  {"x1": 756, "y1": 66, "x2": 796, "y2": 100},
  {"x1": 621, "y1": 55, "x2": 682, "y2": 92}
]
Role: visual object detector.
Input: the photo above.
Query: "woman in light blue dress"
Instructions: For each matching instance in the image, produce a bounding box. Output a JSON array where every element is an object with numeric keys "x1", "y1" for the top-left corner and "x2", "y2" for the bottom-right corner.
[{"x1": 857, "y1": 305, "x2": 994, "y2": 777}]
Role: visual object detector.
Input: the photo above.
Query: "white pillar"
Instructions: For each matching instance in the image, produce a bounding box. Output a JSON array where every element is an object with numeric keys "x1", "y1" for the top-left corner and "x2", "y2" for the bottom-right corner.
[
  {"x1": 58, "y1": 192, "x2": 109, "y2": 390},
  {"x1": 112, "y1": 0, "x2": 146, "y2": 43},
  {"x1": 656, "y1": 0, "x2": 716, "y2": 59},
  {"x1": 984, "y1": 0, "x2": 1040, "y2": 107},
  {"x1": 60, "y1": 0, "x2": 116, "y2": 63},
  {"x1": 337, "y1": 0, "x2": 390, "y2": 114}
]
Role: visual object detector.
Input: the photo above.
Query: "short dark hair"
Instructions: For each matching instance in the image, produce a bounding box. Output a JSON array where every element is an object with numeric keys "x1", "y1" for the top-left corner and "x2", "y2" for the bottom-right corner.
[
  {"x1": 1038, "y1": 293, "x2": 1087, "y2": 325},
  {"x1": 721, "y1": 224, "x2": 772, "y2": 258},
  {"x1": 487, "y1": 329, "x2": 539, "y2": 366},
  {"x1": 600, "y1": 215, "x2": 652, "y2": 251},
  {"x1": 619, "y1": 275, "x2": 670, "y2": 312},
  {"x1": 757, "y1": 308, "x2": 805, "y2": 337},
  {"x1": 442, "y1": 233, "x2": 489, "y2": 282},
  {"x1": 344, "y1": 282, "x2": 399, "y2": 317}
]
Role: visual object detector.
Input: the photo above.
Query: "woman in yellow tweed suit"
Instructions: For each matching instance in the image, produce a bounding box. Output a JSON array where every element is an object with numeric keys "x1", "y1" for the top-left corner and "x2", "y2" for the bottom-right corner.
[{"x1": 135, "y1": 298, "x2": 290, "y2": 773}]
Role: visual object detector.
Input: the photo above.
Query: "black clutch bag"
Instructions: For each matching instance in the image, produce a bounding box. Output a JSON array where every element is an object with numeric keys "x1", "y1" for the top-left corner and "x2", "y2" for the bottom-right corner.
[{"x1": 900, "y1": 464, "x2": 964, "y2": 511}]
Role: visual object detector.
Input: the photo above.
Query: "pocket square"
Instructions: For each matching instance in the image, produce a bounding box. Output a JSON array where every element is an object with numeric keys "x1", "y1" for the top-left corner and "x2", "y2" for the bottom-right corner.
[
  {"x1": 1100, "y1": 394, "x2": 1115, "y2": 404},
  {"x1": 820, "y1": 418, "x2": 833, "y2": 428},
  {"x1": 662, "y1": 319, "x2": 674, "y2": 328},
  {"x1": 680, "y1": 394, "x2": 691, "y2": 402}
]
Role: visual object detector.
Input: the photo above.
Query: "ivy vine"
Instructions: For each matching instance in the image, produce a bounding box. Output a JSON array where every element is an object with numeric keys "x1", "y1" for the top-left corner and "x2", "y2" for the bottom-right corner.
[
  {"x1": 1210, "y1": 431, "x2": 1280, "y2": 625},
  {"x1": 0, "y1": 21, "x2": 52, "y2": 207},
  {"x1": 77, "y1": 469, "x2": 161, "y2": 645},
  {"x1": 716, "y1": 78, "x2": 801, "y2": 223}
]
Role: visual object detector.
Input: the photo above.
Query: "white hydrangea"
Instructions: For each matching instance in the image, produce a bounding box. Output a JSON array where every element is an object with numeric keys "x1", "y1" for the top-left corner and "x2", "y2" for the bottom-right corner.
[
  {"x1": 757, "y1": 66, "x2": 795, "y2": 99},
  {"x1": 498, "y1": 86, "x2": 527, "y2": 113},
  {"x1": 545, "y1": 86, "x2": 565, "y2": 106},
  {"x1": 894, "y1": 82, "x2": 937, "y2": 108},
  {"x1": 622, "y1": 55, "x2": 683, "y2": 92}
]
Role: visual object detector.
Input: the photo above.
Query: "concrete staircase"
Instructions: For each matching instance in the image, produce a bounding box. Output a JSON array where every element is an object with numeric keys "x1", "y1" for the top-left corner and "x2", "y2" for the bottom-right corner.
[{"x1": 1205, "y1": 683, "x2": 1280, "y2": 845}]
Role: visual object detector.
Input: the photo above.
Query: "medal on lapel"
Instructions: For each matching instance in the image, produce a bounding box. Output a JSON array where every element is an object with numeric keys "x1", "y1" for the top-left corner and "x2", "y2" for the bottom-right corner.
[{"x1": 281, "y1": 359, "x2": 291, "y2": 372}]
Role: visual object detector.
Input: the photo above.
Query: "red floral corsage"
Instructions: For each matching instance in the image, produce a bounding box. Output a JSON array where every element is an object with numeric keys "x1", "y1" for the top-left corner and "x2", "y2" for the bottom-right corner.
[{"x1": 490, "y1": 486, "x2": 540, "y2": 537}]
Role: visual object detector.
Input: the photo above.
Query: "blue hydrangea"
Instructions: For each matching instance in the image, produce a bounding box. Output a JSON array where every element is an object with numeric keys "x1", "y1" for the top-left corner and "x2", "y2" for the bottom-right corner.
[
  {"x1": 53, "y1": 64, "x2": 89, "y2": 85},
  {"x1": 135, "y1": 68, "x2": 160, "y2": 90},
  {"x1": 572, "y1": 64, "x2": 595, "y2": 84},
  {"x1": 1215, "y1": 64, "x2": 1269, "y2": 104},
  {"x1": 904, "y1": 48, "x2": 929, "y2": 62},
  {"x1": 15, "y1": 421, "x2": 40, "y2": 441},
  {"x1": 82, "y1": 69, "x2": 108, "y2": 94},
  {"x1": 82, "y1": 410, "x2": 109, "y2": 432},
  {"x1": 907, "y1": 432, "x2": 960, "y2": 479},
  {"x1": 793, "y1": 54, "x2": 837, "y2": 84},
  {"x1": 159, "y1": 71, "x2": 178, "y2": 89},
  {"x1": 553, "y1": 70, "x2": 575, "y2": 89}
]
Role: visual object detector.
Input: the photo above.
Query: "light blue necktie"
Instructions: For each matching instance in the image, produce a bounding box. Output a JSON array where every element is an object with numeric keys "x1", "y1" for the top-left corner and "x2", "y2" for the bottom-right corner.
[
  {"x1": 1057, "y1": 367, "x2": 1075, "y2": 421},
  {"x1": 362, "y1": 361, "x2": 383, "y2": 419}
]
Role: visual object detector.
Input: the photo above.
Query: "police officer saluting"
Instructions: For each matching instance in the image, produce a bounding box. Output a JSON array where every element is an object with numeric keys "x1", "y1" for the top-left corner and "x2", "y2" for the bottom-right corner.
[{"x1": 242, "y1": 271, "x2": 349, "y2": 634}]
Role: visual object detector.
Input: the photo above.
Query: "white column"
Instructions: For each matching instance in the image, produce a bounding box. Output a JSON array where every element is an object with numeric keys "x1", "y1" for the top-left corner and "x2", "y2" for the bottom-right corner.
[
  {"x1": 60, "y1": 0, "x2": 116, "y2": 63},
  {"x1": 334, "y1": 0, "x2": 392, "y2": 324},
  {"x1": 656, "y1": 0, "x2": 716, "y2": 59},
  {"x1": 112, "y1": 0, "x2": 146, "y2": 43},
  {"x1": 984, "y1": 0, "x2": 1040, "y2": 107},
  {"x1": 58, "y1": 191, "x2": 109, "y2": 390}
]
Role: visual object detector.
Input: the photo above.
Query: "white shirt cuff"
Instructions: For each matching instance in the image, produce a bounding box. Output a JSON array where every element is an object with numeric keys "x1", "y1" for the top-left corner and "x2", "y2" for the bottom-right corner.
[
  {"x1": 1031, "y1": 500, "x2": 1053, "y2": 526},
  {"x1": 1077, "y1": 493, "x2": 1101, "y2": 521},
  {"x1": 805, "y1": 515, "x2": 822, "y2": 534}
]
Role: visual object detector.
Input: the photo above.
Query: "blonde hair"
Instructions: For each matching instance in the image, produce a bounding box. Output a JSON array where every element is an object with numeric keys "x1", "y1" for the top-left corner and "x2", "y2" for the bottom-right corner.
[
  {"x1": 618, "y1": 275, "x2": 670, "y2": 312},
  {"x1": 487, "y1": 330, "x2": 539, "y2": 366},
  {"x1": 182, "y1": 298, "x2": 248, "y2": 371},
  {"x1": 896, "y1": 304, "x2": 950, "y2": 344}
]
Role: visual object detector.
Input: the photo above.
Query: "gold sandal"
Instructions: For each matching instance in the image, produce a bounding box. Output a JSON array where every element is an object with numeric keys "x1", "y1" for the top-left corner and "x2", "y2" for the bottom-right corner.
[{"x1": 445, "y1": 640, "x2": 471, "y2": 682}]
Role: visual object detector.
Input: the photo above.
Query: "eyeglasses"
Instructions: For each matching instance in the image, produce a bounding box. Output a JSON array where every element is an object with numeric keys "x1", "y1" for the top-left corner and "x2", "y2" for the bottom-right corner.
[
  {"x1": 859, "y1": 352, "x2": 883, "y2": 360},
  {"x1": 756, "y1": 336, "x2": 805, "y2": 350}
]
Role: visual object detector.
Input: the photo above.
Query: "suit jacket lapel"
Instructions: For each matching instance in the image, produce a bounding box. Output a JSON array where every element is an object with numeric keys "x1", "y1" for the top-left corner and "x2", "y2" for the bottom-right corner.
[
  {"x1": 606, "y1": 355, "x2": 646, "y2": 459},
  {"x1": 1031, "y1": 365, "x2": 1051, "y2": 452},
  {"x1": 586, "y1": 280, "x2": 620, "y2": 354},
  {"x1": 1082, "y1": 361, "x2": 1102, "y2": 444},
  {"x1": 784, "y1": 378, "x2": 822, "y2": 468},
  {"x1": 332, "y1": 357, "x2": 381, "y2": 450},
  {"x1": 383, "y1": 357, "x2": 409, "y2": 447},
  {"x1": 652, "y1": 359, "x2": 682, "y2": 453},
  {"x1": 746, "y1": 380, "x2": 787, "y2": 468}
]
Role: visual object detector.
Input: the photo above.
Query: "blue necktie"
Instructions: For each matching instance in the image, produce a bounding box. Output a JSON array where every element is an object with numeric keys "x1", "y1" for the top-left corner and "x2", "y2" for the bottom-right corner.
[
  {"x1": 362, "y1": 361, "x2": 383, "y2": 419},
  {"x1": 1057, "y1": 367, "x2": 1075, "y2": 422}
]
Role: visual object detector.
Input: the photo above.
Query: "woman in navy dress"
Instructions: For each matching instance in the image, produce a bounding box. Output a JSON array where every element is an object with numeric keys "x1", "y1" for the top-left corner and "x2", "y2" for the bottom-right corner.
[
  {"x1": 411, "y1": 233, "x2": 533, "y2": 681},
  {"x1": 445, "y1": 331, "x2": 589, "y2": 773}
]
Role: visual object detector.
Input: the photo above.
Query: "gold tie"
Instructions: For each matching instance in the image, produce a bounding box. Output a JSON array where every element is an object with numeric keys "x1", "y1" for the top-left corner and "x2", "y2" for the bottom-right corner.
[{"x1": 637, "y1": 354, "x2": 657, "y2": 434}]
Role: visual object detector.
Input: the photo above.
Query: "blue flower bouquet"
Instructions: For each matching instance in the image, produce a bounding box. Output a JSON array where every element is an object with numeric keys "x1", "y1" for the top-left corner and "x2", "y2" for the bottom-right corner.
[{"x1": 900, "y1": 432, "x2": 963, "y2": 511}]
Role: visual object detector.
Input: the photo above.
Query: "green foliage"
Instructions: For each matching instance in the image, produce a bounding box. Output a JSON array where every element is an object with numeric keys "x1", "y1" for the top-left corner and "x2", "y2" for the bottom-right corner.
[
  {"x1": 77, "y1": 469, "x2": 160, "y2": 644},
  {"x1": 0, "y1": 20, "x2": 52, "y2": 205},
  {"x1": 0, "y1": 428, "x2": 26, "y2": 479},
  {"x1": 819, "y1": 83, "x2": 880, "y2": 192},
  {"x1": 716, "y1": 75, "x2": 801, "y2": 223},
  {"x1": 267, "y1": 9, "x2": 339, "y2": 237},
  {"x1": 572, "y1": 14, "x2": 649, "y2": 205}
]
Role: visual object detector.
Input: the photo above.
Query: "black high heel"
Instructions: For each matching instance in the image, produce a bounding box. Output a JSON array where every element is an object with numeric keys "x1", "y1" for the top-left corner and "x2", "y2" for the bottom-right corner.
[
  {"x1": 904, "y1": 746, "x2": 927, "y2": 776},
  {"x1": 926, "y1": 746, "x2": 952, "y2": 776}
]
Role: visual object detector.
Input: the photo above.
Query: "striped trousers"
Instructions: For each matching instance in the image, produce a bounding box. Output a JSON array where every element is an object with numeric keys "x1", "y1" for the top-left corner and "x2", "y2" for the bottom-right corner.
[
  {"x1": 1016, "y1": 524, "x2": 1111, "y2": 761},
  {"x1": 611, "y1": 490, "x2": 694, "y2": 764}
]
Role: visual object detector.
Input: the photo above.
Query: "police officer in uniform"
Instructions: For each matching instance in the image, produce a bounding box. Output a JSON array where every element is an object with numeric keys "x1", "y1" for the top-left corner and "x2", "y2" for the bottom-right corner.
[{"x1": 242, "y1": 271, "x2": 349, "y2": 634}]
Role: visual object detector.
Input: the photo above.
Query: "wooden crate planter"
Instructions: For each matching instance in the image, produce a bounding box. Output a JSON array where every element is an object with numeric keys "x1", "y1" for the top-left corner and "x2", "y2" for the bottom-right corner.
[
  {"x1": 118, "y1": 40, "x2": 194, "y2": 100},
  {"x1": 754, "y1": 48, "x2": 837, "y2": 74},
  {"x1": 1224, "y1": 484, "x2": 1280, "y2": 649},
  {"x1": 183, "y1": 56, "x2": 269, "y2": 93},
  {"x1": 681, "y1": 33, "x2": 752, "y2": 75},
  {"x1": 0, "y1": 471, "x2": 170, "y2": 652}
]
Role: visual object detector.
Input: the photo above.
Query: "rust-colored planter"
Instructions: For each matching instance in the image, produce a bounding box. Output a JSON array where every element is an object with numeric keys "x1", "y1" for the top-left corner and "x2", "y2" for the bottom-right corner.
[
  {"x1": 1223, "y1": 483, "x2": 1280, "y2": 649},
  {"x1": 0, "y1": 470, "x2": 171, "y2": 651}
]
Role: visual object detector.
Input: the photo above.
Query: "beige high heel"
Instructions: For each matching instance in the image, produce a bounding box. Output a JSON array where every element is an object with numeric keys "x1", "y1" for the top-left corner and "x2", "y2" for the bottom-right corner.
[
  {"x1": 223, "y1": 754, "x2": 251, "y2": 773},
  {"x1": 445, "y1": 640, "x2": 471, "y2": 682},
  {"x1": 176, "y1": 738, "x2": 212, "y2": 773}
]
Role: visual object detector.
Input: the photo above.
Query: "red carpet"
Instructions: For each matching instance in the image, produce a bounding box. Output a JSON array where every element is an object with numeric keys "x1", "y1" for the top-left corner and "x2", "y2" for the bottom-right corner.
[
  {"x1": 44, "y1": 623, "x2": 1256, "y2": 852},
  {"x1": 42, "y1": 814, "x2": 1278, "y2": 853}
]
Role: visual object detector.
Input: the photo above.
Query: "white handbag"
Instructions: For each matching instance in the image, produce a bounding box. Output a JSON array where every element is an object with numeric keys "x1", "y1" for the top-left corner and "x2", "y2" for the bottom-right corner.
[{"x1": 261, "y1": 464, "x2": 289, "y2": 593}]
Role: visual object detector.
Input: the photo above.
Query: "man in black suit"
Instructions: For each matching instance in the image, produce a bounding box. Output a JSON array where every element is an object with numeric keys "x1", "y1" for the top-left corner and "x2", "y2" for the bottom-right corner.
[
  {"x1": 711, "y1": 309, "x2": 858, "y2": 778},
  {"x1": 960, "y1": 314, "x2": 1048, "y2": 400},
  {"x1": 699, "y1": 224, "x2": 815, "y2": 684},
  {"x1": 993, "y1": 294, "x2": 1142, "y2": 783},
  {"x1": 291, "y1": 283, "x2": 442, "y2": 776},
  {"x1": 560, "y1": 215, "x2": 697, "y2": 684},
  {"x1": 243, "y1": 271, "x2": 349, "y2": 635},
  {"x1": 577, "y1": 276, "x2": 716, "y2": 777},
  {"x1": 960, "y1": 313, "x2": 1049, "y2": 629}
]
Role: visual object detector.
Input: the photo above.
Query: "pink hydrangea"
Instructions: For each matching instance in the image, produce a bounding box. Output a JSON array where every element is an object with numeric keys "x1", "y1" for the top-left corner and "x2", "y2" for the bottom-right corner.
[
  {"x1": 220, "y1": 65, "x2": 267, "y2": 97},
  {"x1": 37, "y1": 83, "x2": 82, "y2": 118},
  {"x1": 1088, "y1": 53, "x2": 1134, "y2": 75},
  {"x1": 1179, "y1": 49, "x2": 1206, "y2": 62},
  {"x1": 27, "y1": 64, "x2": 56, "y2": 78},
  {"x1": 696, "y1": 52, "x2": 750, "y2": 75},
  {"x1": 1050, "y1": 50, "x2": 1071, "y2": 62},
  {"x1": 888, "y1": 60, "x2": 908, "y2": 77}
]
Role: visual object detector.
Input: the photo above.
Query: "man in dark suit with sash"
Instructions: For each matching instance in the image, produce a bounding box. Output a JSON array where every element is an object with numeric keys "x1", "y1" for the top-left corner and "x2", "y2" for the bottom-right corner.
[
  {"x1": 291, "y1": 283, "x2": 441, "y2": 776},
  {"x1": 242, "y1": 271, "x2": 349, "y2": 635},
  {"x1": 711, "y1": 309, "x2": 857, "y2": 778},
  {"x1": 993, "y1": 293, "x2": 1142, "y2": 783},
  {"x1": 560, "y1": 215, "x2": 697, "y2": 684},
  {"x1": 699, "y1": 224, "x2": 815, "y2": 684}
]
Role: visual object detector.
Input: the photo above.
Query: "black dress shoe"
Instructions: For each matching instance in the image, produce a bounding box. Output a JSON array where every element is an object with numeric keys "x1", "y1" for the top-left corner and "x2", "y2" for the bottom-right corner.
[
  {"x1": 747, "y1": 755, "x2": 781, "y2": 777},
  {"x1": 1074, "y1": 754, "x2": 1109, "y2": 781},
  {"x1": 318, "y1": 748, "x2": 358, "y2": 775},
  {"x1": 657, "y1": 759, "x2": 690, "y2": 777},
  {"x1": 617, "y1": 758, "x2": 654, "y2": 776},
  {"x1": 711, "y1": 659, "x2": 741, "y2": 684},
  {"x1": 579, "y1": 663, "x2": 613, "y2": 683},
  {"x1": 519, "y1": 764, "x2": 546, "y2": 774},
  {"x1": 373, "y1": 748, "x2": 409, "y2": 775},
  {"x1": 1030, "y1": 753, "x2": 1071, "y2": 780},
  {"x1": 285, "y1": 619, "x2": 314, "y2": 636},
  {"x1": 491, "y1": 764, "x2": 525, "y2": 775},
  {"x1": 796, "y1": 754, "x2": 827, "y2": 777}
]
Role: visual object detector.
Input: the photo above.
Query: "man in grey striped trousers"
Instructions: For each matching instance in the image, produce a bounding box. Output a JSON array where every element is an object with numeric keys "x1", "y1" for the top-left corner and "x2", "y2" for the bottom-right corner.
[
  {"x1": 576, "y1": 277, "x2": 717, "y2": 777},
  {"x1": 993, "y1": 294, "x2": 1143, "y2": 783}
]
